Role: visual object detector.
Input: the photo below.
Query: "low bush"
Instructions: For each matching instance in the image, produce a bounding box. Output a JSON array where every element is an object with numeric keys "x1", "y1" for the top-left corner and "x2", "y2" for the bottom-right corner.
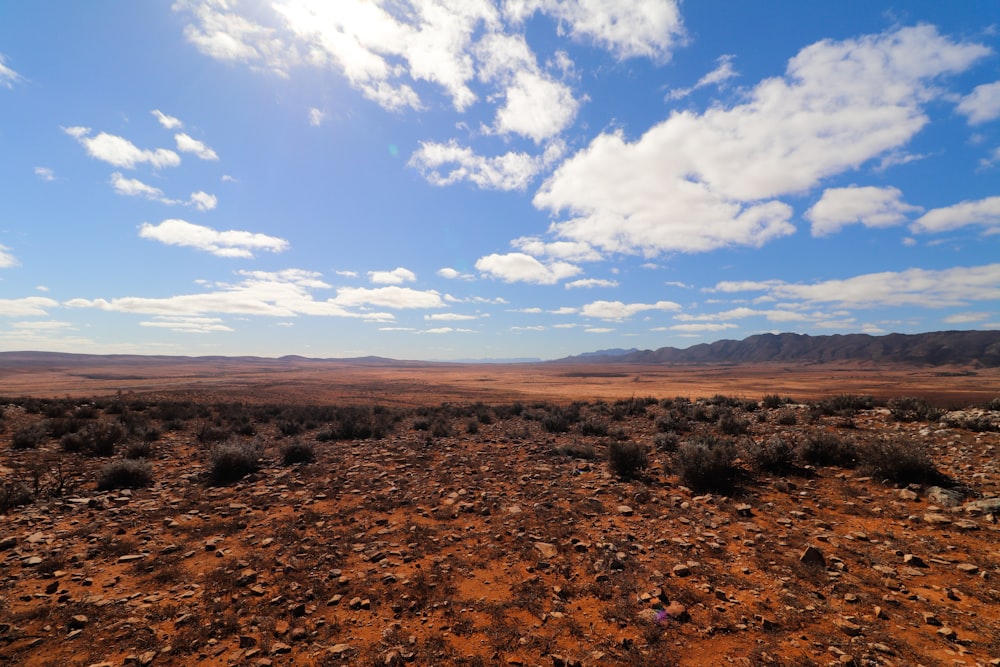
[
  {"x1": 209, "y1": 440, "x2": 264, "y2": 484},
  {"x1": 797, "y1": 432, "x2": 857, "y2": 468},
  {"x1": 553, "y1": 441, "x2": 596, "y2": 460},
  {"x1": 761, "y1": 394, "x2": 786, "y2": 410},
  {"x1": 857, "y1": 438, "x2": 943, "y2": 485},
  {"x1": 281, "y1": 439, "x2": 316, "y2": 465},
  {"x1": 653, "y1": 431, "x2": 679, "y2": 453},
  {"x1": 717, "y1": 410, "x2": 750, "y2": 435},
  {"x1": 744, "y1": 436, "x2": 796, "y2": 474},
  {"x1": 0, "y1": 480, "x2": 33, "y2": 512},
  {"x1": 816, "y1": 394, "x2": 875, "y2": 417},
  {"x1": 776, "y1": 410, "x2": 798, "y2": 426},
  {"x1": 579, "y1": 418, "x2": 609, "y2": 437},
  {"x1": 607, "y1": 441, "x2": 648, "y2": 480},
  {"x1": 123, "y1": 440, "x2": 154, "y2": 460},
  {"x1": 60, "y1": 420, "x2": 125, "y2": 456},
  {"x1": 11, "y1": 424, "x2": 46, "y2": 450},
  {"x1": 887, "y1": 397, "x2": 942, "y2": 423},
  {"x1": 97, "y1": 459, "x2": 153, "y2": 491},
  {"x1": 673, "y1": 436, "x2": 740, "y2": 494}
]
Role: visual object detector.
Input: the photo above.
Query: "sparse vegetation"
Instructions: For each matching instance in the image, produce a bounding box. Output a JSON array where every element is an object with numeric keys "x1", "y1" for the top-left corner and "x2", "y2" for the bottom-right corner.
[
  {"x1": 797, "y1": 432, "x2": 857, "y2": 468},
  {"x1": 607, "y1": 440, "x2": 648, "y2": 479},
  {"x1": 673, "y1": 435, "x2": 739, "y2": 493},
  {"x1": 280, "y1": 439, "x2": 315, "y2": 465},
  {"x1": 857, "y1": 437, "x2": 943, "y2": 485},
  {"x1": 96, "y1": 458, "x2": 153, "y2": 490},
  {"x1": 208, "y1": 439, "x2": 264, "y2": 484}
]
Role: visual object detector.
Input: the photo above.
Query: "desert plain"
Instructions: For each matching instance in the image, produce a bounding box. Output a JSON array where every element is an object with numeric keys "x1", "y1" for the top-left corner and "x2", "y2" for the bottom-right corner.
[{"x1": 0, "y1": 356, "x2": 999, "y2": 666}]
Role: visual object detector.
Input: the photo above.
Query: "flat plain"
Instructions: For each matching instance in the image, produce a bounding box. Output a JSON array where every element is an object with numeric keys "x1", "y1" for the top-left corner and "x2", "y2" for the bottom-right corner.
[{"x1": 1, "y1": 357, "x2": 998, "y2": 666}]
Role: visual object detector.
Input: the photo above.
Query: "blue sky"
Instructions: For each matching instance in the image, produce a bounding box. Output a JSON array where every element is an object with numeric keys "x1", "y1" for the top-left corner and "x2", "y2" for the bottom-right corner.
[{"x1": 1, "y1": 1, "x2": 998, "y2": 360}]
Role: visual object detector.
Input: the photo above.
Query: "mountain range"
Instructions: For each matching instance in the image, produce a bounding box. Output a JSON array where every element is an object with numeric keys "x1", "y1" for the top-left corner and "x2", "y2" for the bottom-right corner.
[{"x1": 557, "y1": 330, "x2": 1000, "y2": 367}]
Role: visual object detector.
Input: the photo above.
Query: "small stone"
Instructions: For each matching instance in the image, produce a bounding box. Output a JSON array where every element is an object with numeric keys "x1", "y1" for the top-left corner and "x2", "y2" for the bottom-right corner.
[
  {"x1": 270, "y1": 642, "x2": 292, "y2": 655},
  {"x1": 534, "y1": 542, "x2": 557, "y2": 559},
  {"x1": 923, "y1": 612, "x2": 941, "y2": 626},
  {"x1": 68, "y1": 615, "x2": 88, "y2": 630},
  {"x1": 799, "y1": 545, "x2": 825, "y2": 567},
  {"x1": 903, "y1": 554, "x2": 927, "y2": 568},
  {"x1": 672, "y1": 563, "x2": 691, "y2": 577},
  {"x1": 937, "y1": 627, "x2": 957, "y2": 641},
  {"x1": 617, "y1": 505, "x2": 634, "y2": 516},
  {"x1": 956, "y1": 563, "x2": 979, "y2": 574},
  {"x1": 329, "y1": 644, "x2": 353, "y2": 657},
  {"x1": 835, "y1": 619, "x2": 862, "y2": 637},
  {"x1": 923, "y1": 512, "x2": 951, "y2": 525}
]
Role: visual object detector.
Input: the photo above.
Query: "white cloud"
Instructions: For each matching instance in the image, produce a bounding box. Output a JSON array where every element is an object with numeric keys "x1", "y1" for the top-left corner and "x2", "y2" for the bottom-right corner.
[
  {"x1": 511, "y1": 236, "x2": 601, "y2": 262},
  {"x1": 806, "y1": 185, "x2": 921, "y2": 236},
  {"x1": 138, "y1": 219, "x2": 289, "y2": 258},
  {"x1": 65, "y1": 127, "x2": 181, "y2": 169},
  {"x1": 475, "y1": 252, "x2": 581, "y2": 284},
  {"x1": 957, "y1": 81, "x2": 1000, "y2": 125},
  {"x1": 368, "y1": 267, "x2": 417, "y2": 284},
  {"x1": 943, "y1": 311, "x2": 990, "y2": 324},
  {"x1": 0, "y1": 53, "x2": 22, "y2": 88},
  {"x1": 189, "y1": 191, "x2": 218, "y2": 211},
  {"x1": 580, "y1": 299, "x2": 680, "y2": 321},
  {"x1": 494, "y1": 69, "x2": 578, "y2": 142},
  {"x1": 66, "y1": 268, "x2": 390, "y2": 320},
  {"x1": 175, "y1": 132, "x2": 219, "y2": 160},
  {"x1": 409, "y1": 140, "x2": 551, "y2": 191},
  {"x1": 911, "y1": 196, "x2": 1000, "y2": 234},
  {"x1": 533, "y1": 26, "x2": 990, "y2": 257},
  {"x1": 717, "y1": 263, "x2": 1000, "y2": 309},
  {"x1": 0, "y1": 244, "x2": 20, "y2": 268},
  {"x1": 34, "y1": 167, "x2": 55, "y2": 181},
  {"x1": 0, "y1": 297, "x2": 57, "y2": 317},
  {"x1": 308, "y1": 107, "x2": 326, "y2": 126},
  {"x1": 667, "y1": 54, "x2": 737, "y2": 100},
  {"x1": 425, "y1": 313, "x2": 477, "y2": 321},
  {"x1": 10, "y1": 320, "x2": 74, "y2": 331},
  {"x1": 139, "y1": 316, "x2": 234, "y2": 333},
  {"x1": 668, "y1": 323, "x2": 738, "y2": 333},
  {"x1": 332, "y1": 286, "x2": 445, "y2": 309},
  {"x1": 584, "y1": 327, "x2": 615, "y2": 333},
  {"x1": 151, "y1": 110, "x2": 183, "y2": 129},
  {"x1": 565, "y1": 278, "x2": 618, "y2": 289},
  {"x1": 336, "y1": 270, "x2": 359, "y2": 278},
  {"x1": 111, "y1": 172, "x2": 170, "y2": 201},
  {"x1": 436, "y1": 267, "x2": 474, "y2": 280},
  {"x1": 506, "y1": 0, "x2": 685, "y2": 61}
]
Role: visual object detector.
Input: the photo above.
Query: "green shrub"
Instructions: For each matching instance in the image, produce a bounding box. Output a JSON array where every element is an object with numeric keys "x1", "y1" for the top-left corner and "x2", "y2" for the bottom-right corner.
[
  {"x1": 97, "y1": 459, "x2": 153, "y2": 491},
  {"x1": 857, "y1": 438, "x2": 943, "y2": 485},
  {"x1": 607, "y1": 441, "x2": 649, "y2": 480},
  {"x1": 674, "y1": 436, "x2": 740, "y2": 494},
  {"x1": 209, "y1": 440, "x2": 264, "y2": 484}
]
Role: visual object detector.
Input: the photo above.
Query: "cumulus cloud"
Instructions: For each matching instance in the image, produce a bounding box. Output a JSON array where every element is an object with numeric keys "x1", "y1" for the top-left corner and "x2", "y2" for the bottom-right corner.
[
  {"x1": 532, "y1": 26, "x2": 990, "y2": 257},
  {"x1": 64, "y1": 127, "x2": 181, "y2": 169},
  {"x1": 151, "y1": 109, "x2": 183, "y2": 129},
  {"x1": 111, "y1": 172, "x2": 170, "y2": 201},
  {"x1": 138, "y1": 219, "x2": 289, "y2": 258},
  {"x1": 66, "y1": 269, "x2": 391, "y2": 321},
  {"x1": 511, "y1": 235, "x2": 600, "y2": 262},
  {"x1": 506, "y1": 0, "x2": 685, "y2": 61},
  {"x1": 409, "y1": 140, "x2": 558, "y2": 191},
  {"x1": 806, "y1": 186, "x2": 921, "y2": 236},
  {"x1": 436, "y1": 267, "x2": 474, "y2": 280},
  {"x1": 580, "y1": 299, "x2": 680, "y2": 321},
  {"x1": 331, "y1": 286, "x2": 445, "y2": 309},
  {"x1": 0, "y1": 297, "x2": 58, "y2": 317},
  {"x1": 911, "y1": 196, "x2": 1000, "y2": 234},
  {"x1": 0, "y1": 244, "x2": 19, "y2": 268},
  {"x1": 0, "y1": 54, "x2": 22, "y2": 88},
  {"x1": 957, "y1": 81, "x2": 1000, "y2": 125},
  {"x1": 189, "y1": 191, "x2": 218, "y2": 211},
  {"x1": 368, "y1": 267, "x2": 416, "y2": 284},
  {"x1": 475, "y1": 252, "x2": 581, "y2": 284},
  {"x1": 714, "y1": 263, "x2": 1000, "y2": 308},
  {"x1": 175, "y1": 132, "x2": 219, "y2": 160}
]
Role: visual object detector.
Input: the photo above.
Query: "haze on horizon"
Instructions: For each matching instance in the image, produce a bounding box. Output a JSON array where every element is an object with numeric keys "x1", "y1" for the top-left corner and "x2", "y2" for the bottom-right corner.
[{"x1": 1, "y1": 1, "x2": 998, "y2": 361}]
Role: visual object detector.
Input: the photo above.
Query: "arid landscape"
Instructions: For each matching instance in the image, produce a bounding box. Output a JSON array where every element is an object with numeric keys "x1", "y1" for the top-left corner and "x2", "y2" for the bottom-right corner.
[{"x1": 1, "y1": 354, "x2": 999, "y2": 666}]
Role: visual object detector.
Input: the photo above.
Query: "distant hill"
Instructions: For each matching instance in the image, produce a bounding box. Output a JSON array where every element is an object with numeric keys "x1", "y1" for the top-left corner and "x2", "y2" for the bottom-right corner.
[{"x1": 557, "y1": 331, "x2": 1000, "y2": 367}]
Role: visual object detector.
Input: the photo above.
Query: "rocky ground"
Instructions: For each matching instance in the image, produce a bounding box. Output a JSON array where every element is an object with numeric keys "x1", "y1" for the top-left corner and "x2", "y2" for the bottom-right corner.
[{"x1": 1, "y1": 392, "x2": 999, "y2": 667}]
